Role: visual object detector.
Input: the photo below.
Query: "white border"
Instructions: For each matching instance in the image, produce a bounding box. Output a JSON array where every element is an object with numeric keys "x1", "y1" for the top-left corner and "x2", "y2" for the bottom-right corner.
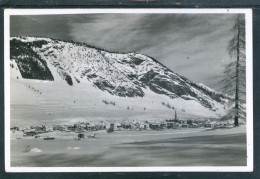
[{"x1": 4, "y1": 8, "x2": 253, "y2": 172}]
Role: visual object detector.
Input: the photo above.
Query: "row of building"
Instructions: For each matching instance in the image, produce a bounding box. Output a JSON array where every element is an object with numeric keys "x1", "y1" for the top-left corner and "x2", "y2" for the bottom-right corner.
[{"x1": 11, "y1": 118, "x2": 237, "y2": 136}]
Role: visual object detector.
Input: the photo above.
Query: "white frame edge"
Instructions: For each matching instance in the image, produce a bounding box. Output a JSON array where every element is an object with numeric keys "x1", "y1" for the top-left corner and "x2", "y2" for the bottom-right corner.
[{"x1": 4, "y1": 8, "x2": 253, "y2": 173}]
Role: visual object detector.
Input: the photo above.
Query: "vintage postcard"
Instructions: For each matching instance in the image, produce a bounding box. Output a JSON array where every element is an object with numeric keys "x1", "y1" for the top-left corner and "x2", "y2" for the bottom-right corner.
[{"x1": 4, "y1": 9, "x2": 253, "y2": 172}]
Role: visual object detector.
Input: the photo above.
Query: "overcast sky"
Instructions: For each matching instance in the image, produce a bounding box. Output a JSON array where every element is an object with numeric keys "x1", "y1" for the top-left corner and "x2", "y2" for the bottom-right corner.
[{"x1": 10, "y1": 13, "x2": 240, "y2": 89}]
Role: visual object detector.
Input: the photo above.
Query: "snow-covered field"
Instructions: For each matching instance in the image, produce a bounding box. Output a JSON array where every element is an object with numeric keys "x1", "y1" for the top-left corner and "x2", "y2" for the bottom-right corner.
[{"x1": 10, "y1": 126, "x2": 246, "y2": 167}]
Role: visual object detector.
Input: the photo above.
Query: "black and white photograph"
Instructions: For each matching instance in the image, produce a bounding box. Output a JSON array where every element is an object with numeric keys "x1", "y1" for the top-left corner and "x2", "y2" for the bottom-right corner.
[{"x1": 4, "y1": 9, "x2": 253, "y2": 172}]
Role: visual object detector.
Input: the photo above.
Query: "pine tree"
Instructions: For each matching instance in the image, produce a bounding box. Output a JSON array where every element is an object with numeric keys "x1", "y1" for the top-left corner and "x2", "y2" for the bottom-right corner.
[{"x1": 221, "y1": 15, "x2": 246, "y2": 126}]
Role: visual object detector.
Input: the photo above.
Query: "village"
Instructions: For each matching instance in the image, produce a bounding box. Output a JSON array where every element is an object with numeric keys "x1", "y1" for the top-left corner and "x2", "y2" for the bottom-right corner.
[{"x1": 11, "y1": 115, "x2": 238, "y2": 140}]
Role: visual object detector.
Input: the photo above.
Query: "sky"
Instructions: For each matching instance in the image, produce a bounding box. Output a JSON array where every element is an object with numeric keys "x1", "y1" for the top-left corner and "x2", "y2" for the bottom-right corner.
[{"x1": 10, "y1": 13, "x2": 240, "y2": 89}]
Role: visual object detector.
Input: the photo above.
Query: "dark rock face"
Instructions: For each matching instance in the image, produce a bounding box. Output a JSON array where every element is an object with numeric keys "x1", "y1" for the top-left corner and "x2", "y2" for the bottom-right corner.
[
  {"x1": 140, "y1": 70, "x2": 193, "y2": 97},
  {"x1": 64, "y1": 74, "x2": 73, "y2": 86},
  {"x1": 93, "y1": 79, "x2": 144, "y2": 97},
  {"x1": 139, "y1": 69, "x2": 227, "y2": 109},
  {"x1": 129, "y1": 56, "x2": 144, "y2": 65},
  {"x1": 114, "y1": 86, "x2": 144, "y2": 97},
  {"x1": 94, "y1": 79, "x2": 115, "y2": 91},
  {"x1": 10, "y1": 38, "x2": 54, "y2": 81}
]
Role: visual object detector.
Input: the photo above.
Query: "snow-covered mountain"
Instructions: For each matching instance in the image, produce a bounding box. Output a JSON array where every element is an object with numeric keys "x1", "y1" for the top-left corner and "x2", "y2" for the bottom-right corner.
[{"x1": 10, "y1": 36, "x2": 228, "y2": 125}]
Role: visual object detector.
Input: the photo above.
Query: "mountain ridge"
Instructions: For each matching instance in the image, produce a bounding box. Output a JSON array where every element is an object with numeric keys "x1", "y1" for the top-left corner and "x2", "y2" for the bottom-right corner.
[{"x1": 10, "y1": 36, "x2": 228, "y2": 115}]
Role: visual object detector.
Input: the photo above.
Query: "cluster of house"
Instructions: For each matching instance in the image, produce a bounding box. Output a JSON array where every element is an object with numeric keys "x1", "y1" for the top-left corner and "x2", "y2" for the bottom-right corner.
[{"x1": 11, "y1": 119, "x2": 236, "y2": 136}]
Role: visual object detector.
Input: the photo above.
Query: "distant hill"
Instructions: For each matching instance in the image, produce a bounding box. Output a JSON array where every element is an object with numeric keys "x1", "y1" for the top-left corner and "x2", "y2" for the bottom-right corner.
[{"x1": 9, "y1": 36, "x2": 229, "y2": 126}]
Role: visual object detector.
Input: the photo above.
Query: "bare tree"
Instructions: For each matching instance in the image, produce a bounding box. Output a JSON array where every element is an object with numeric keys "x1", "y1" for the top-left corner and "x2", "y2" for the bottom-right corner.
[{"x1": 221, "y1": 14, "x2": 246, "y2": 126}]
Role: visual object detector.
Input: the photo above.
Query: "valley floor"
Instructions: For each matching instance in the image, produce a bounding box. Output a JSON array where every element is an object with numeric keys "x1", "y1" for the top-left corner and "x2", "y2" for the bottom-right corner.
[{"x1": 10, "y1": 125, "x2": 246, "y2": 167}]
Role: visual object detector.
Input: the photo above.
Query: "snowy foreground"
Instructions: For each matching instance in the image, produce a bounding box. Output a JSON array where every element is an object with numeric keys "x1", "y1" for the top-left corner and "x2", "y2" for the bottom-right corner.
[{"x1": 11, "y1": 125, "x2": 246, "y2": 167}]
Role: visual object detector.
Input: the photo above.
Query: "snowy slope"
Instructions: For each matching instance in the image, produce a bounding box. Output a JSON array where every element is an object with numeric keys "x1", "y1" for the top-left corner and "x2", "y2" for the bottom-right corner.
[{"x1": 10, "y1": 36, "x2": 228, "y2": 126}]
